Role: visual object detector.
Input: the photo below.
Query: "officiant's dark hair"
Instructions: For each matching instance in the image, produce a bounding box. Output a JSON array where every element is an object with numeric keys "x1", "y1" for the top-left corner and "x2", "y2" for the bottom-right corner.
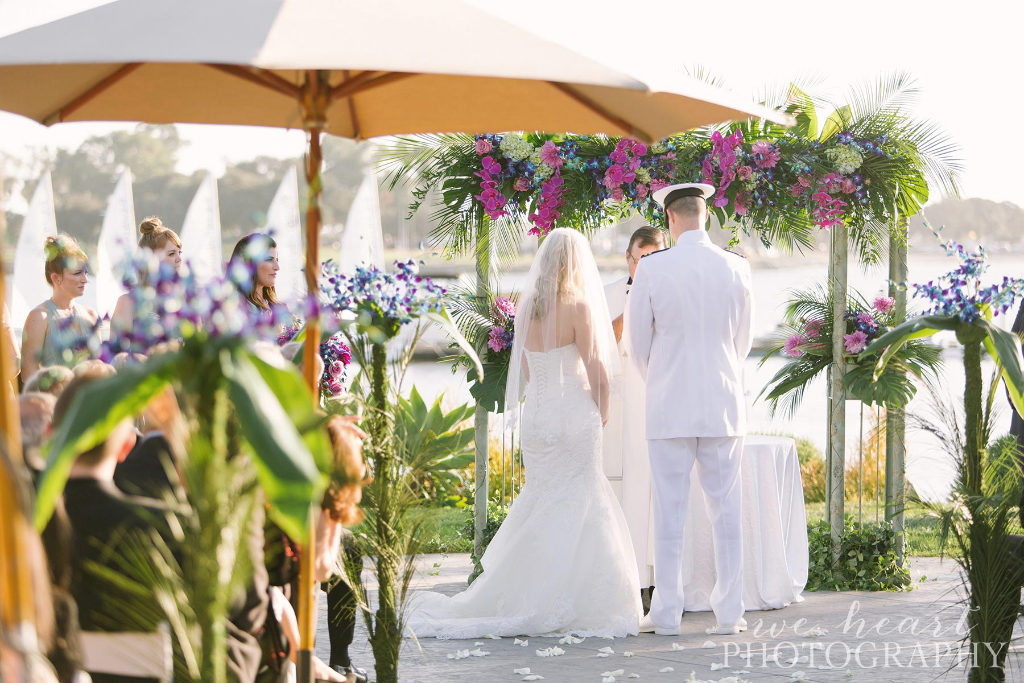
[{"x1": 627, "y1": 226, "x2": 666, "y2": 253}]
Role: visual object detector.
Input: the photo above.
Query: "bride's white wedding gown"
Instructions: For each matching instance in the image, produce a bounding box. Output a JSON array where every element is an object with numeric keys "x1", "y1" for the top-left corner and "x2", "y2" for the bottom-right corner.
[{"x1": 405, "y1": 343, "x2": 641, "y2": 639}]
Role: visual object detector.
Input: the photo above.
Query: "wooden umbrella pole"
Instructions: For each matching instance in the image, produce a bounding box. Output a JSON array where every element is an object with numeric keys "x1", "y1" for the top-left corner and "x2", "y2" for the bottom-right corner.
[{"x1": 298, "y1": 68, "x2": 328, "y2": 683}]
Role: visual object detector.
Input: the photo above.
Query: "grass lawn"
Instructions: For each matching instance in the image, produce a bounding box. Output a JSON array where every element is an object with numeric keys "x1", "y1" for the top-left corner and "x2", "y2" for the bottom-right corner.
[{"x1": 406, "y1": 500, "x2": 981, "y2": 558}]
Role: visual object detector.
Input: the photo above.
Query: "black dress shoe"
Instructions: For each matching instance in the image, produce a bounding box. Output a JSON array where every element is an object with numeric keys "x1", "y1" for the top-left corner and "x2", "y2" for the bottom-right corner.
[{"x1": 331, "y1": 663, "x2": 369, "y2": 682}]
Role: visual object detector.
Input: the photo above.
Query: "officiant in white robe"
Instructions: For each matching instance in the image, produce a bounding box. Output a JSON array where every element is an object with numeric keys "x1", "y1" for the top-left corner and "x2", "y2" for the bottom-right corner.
[{"x1": 603, "y1": 225, "x2": 667, "y2": 597}]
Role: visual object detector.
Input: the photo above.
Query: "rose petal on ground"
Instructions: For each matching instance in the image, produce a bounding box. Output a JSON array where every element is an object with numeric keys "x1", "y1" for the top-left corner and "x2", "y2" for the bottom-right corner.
[
  {"x1": 522, "y1": 676, "x2": 544, "y2": 681},
  {"x1": 514, "y1": 638, "x2": 529, "y2": 647},
  {"x1": 513, "y1": 668, "x2": 531, "y2": 675},
  {"x1": 658, "y1": 667, "x2": 674, "y2": 673},
  {"x1": 469, "y1": 648, "x2": 489, "y2": 657},
  {"x1": 596, "y1": 653, "x2": 611, "y2": 658},
  {"x1": 701, "y1": 640, "x2": 717, "y2": 649},
  {"x1": 671, "y1": 642, "x2": 684, "y2": 651},
  {"x1": 601, "y1": 670, "x2": 624, "y2": 677},
  {"x1": 710, "y1": 662, "x2": 724, "y2": 670},
  {"x1": 559, "y1": 635, "x2": 584, "y2": 645},
  {"x1": 598, "y1": 646, "x2": 615, "y2": 654}
]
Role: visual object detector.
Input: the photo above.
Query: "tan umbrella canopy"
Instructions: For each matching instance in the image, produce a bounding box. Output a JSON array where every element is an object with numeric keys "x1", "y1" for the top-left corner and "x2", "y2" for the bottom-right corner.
[{"x1": 0, "y1": 0, "x2": 790, "y2": 678}]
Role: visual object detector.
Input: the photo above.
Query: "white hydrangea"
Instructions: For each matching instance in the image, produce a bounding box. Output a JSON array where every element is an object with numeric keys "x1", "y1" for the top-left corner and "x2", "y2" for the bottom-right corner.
[
  {"x1": 650, "y1": 142, "x2": 668, "y2": 154},
  {"x1": 826, "y1": 145, "x2": 863, "y2": 174},
  {"x1": 534, "y1": 163, "x2": 554, "y2": 181},
  {"x1": 634, "y1": 167, "x2": 651, "y2": 183},
  {"x1": 500, "y1": 134, "x2": 533, "y2": 161}
]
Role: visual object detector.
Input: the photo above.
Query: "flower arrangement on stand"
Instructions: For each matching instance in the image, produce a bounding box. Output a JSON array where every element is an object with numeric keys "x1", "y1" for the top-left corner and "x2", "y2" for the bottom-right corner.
[
  {"x1": 865, "y1": 233, "x2": 1024, "y2": 681},
  {"x1": 446, "y1": 284, "x2": 518, "y2": 414},
  {"x1": 760, "y1": 285, "x2": 942, "y2": 416},
  {"x1": 279, "y1": 321, "x2": 352, "y2": 401},
  {"x1": 319, "y1": 259, "x2": 478, "y2": 683}
]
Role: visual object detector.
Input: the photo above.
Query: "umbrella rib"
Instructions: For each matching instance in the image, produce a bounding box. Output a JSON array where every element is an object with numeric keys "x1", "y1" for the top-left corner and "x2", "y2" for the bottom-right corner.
[
  {"x1": 206, "y1": 64, "x2": 302, "y2": 99},
  {"x1": 43, "y1": 63, "x2": 142, "y2": 125},
  {"x1": 342, "y1": 70, "x2": 361, "y2": 140},
  {"x1": 331, "y1": 71, "x2": 413, "y2": 100},
  {"x1": 547, "y1": 82, "x2": 650, "y2": 141}
]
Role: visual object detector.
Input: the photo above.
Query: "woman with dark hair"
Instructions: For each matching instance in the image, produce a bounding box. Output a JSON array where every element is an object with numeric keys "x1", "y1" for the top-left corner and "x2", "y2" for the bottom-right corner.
[
  {"x1": 21, "y1": 235, "x2": 98, "y2": 380},
  {"x1": 109, "y1": 216, "x2": 183, "y2": 339},
  {"x1": 228, "y1": 233, "x2": 280, "y2": 315}
]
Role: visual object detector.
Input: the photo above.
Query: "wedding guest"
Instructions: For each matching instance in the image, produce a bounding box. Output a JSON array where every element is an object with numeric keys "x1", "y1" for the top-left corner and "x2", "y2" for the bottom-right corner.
[
  {"x1": 21, "y1": 235, "x2": 98, "y2": 380},
  {"x1": 53, "y1": 367, "x2": 181, "y2": 682},
  {"x1": 71, "y1": 358, "x2": 116, "y2": 379},
  {"x1": 110, "y1": 217, "x2": 183, "y2": 341},
  {"x1": 22, "y1": 365, "x2": 74, "y2": 397},
  {"x1": 229, "y1": 233, "x2": 280, "y2": 317},
  {"x1": 19, "y1": 391, "x2": 55, "y2": 473}
]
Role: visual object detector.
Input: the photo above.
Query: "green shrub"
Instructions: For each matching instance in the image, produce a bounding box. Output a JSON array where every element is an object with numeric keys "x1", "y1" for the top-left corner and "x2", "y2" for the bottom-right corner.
[
  {"x1": 794, "y1": 436, "x2": 821, "y2": 466},
  {"x1": 460, "y1": 500, "x2": 509, "y2": 584},
  {"x1": 806, "y1": 518, "x2": 910, "y2": 591}
]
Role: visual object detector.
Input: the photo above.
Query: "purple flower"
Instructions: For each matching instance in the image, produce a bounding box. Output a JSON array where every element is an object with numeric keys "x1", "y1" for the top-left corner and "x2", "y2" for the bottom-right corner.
[
  {"x1": 857, "y1": 312, "x2": 876, "y2": 326},
  {"x1": 539, "y1": 140, "x2": 562, "y2": 168},
  {"x1": 844, "y1": 330, "x2": 869, "y2": 354},
  {"x1": 804, "y1": 318, "x2": 824, "y2": 338},
  {"x1": 488, "y1": 326, "x2": 508, "y2": 352}
]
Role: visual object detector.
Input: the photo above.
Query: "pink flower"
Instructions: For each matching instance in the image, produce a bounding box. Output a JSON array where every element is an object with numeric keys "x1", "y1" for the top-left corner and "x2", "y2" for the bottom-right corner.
[
  {"x1": 841, "y1": 177, "x2": 857, "y2": 194},
  {"x1": 751, "y1": 140, "x2": 780, "y2": 168},
  {"x1": 330, "y1": 360, "x2": 344, "y2": 377},
  {"x1": 805, "y1": 318, "x2": 824, "y2": 338},
  {"x1": 539, "y1": 140, "x2": 562, "y2": 168},
  {"x1": 857, "y1": 312, "x2": 876, "y2": 326},
  {"x1": 737, "y1": 165, "x2": 753, "y2": 181},
  {"x1": 480, "y1": 156, "x2": 501, "y2": 175},
  {"x1": 636, "y1": 184, "x2": 649, "y2": 199},
  {"x1": 488, "y1": 326, "x2": 507, "y2": 352},
  {"x1": 650, "y1": 178, "x2": 670, "y2": 192},
  {"x1": 610, "y1": 187, "x2": 624, "y2": 201},
  {"x1": 514, "y1": 177, "x2": 530, "y2": 192},
  {"x1": 630, "y1": 141, "x2": 648, "y2": 156},
  {"x1": 603, "y1": 164, "x2": 625, "y2": 188},
  {"x1": 713, "y1": 195, "x2": 729, "y2": 208},
  {"x1": 610, "y1": 149, "x2": 628, "y2": 164},
  {"x1": 784, "y1": 334, "x2": 807, "y2": 358},
  {"x1": 873, "y1": 296, "x2": 895, "y2": 313},
  {"x1": 734, "y1": 192, "x2": 749, "y2": 216},
  {"x1": 494, "y1": 296, "x2": 516, "y2": 318},
  {"x1": 327, "y1": 380, "x2": 343, "y2": 395},
  {"x1": 844, "y1": 330, "x2": 869, "y2": 354},
  {"x1": 474, "y1": 138, "x2": 492, "y2": 155}
]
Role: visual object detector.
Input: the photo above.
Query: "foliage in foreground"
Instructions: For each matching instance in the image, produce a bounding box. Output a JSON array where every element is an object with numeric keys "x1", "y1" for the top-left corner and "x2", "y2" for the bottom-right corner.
[{"x1": 806, "y1": 518, "x2": 910, "y2": 592}]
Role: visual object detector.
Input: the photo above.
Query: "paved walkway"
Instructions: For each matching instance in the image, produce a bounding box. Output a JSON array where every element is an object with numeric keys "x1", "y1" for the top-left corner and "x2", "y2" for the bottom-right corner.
[{"x1": 315, "y1": 554, "x2": 1023, "y2": 682}]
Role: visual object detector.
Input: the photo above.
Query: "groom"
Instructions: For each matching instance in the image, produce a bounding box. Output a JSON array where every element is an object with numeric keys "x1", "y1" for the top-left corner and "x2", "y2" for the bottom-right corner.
[{"x1": 626, "y1": 183, "x2": 753, "y2": 636}]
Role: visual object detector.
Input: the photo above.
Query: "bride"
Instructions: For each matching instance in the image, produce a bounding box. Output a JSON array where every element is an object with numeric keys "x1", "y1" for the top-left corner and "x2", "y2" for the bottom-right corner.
[{"x1": 406, "y1": 228, "x2": 641, "y2": 639}]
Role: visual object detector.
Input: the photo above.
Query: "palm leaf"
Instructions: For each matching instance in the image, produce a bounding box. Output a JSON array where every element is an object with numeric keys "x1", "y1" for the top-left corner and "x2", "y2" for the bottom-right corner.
[{"x1": 976, "y1": 318, "x2": 1024, "y2": 417}]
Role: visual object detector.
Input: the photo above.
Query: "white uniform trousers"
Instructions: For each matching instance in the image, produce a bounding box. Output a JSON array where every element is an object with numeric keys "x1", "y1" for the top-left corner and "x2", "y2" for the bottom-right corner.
[{"x1": 647, "y1": 436, "x2": 745, "y2": 628}]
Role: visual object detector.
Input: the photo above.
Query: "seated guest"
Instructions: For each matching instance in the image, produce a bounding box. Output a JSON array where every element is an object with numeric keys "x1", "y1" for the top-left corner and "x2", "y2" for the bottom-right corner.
[
  {"x1": 53, "y1": 367, "x2": 180, "y2": 682},
  {"x1": 19, "y1": 391, "x2": 56, "y2": 473},
  {"x1": 23, "y1": 365, "x2": 74, "y2": 397},
  {"x1": 71, "y1": 358, "x2": 116, "y2": 379}
]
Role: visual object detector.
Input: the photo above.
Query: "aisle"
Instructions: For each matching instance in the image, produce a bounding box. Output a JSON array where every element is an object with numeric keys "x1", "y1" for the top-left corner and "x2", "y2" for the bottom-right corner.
[{"x1": 315, "y1": 553, "x2": 1008, "y2": 682}]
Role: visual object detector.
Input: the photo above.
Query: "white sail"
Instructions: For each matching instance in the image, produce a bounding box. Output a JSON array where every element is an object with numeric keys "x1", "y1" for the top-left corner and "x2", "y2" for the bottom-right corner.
[
  {"x1": 9, "y1": 171, "x2": 57, "y2": 335},
  {"x1": 264, "y1": 166, "x2": 304, "y2": 304},
  {"x1": 92, "y1": 168, "x2": 137, "y2": 318},
  {"x1": 338, "y1": 171, "x2": 384, "y2": 274},
  {"x1": 179, "y1": 171, "x2": 223, "y2": 283}
]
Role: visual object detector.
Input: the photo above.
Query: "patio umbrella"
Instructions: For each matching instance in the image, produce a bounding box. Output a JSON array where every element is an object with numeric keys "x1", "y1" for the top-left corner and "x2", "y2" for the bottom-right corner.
[{"x1": 0, "y1": 0, "x2": 791, "y2": 677}]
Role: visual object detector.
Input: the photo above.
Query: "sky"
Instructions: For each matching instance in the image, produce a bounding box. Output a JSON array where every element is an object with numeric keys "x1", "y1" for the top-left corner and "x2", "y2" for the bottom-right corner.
[{"x1": 0, "y1": 0, "x2": 1021, "y2": 207}]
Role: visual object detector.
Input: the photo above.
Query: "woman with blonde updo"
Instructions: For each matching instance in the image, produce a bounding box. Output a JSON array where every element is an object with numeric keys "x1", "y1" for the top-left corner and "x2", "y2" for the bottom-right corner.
[
  {"x1": 20, "y1": 235, "x2": 98, "y2": 380},
  {"x1": 109, "y1": 217, "x2": 183, "y2": 339}
]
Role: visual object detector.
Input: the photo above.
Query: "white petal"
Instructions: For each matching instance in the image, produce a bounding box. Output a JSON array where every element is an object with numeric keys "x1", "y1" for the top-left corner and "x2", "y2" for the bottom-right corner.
[
  {"x1": 469, "y1": 649, "x2": 489, "y2": 657},
  {"x1": 598, "y1": 646, "x2": 615, "y2": 654},
  {"x1": 514, "y1": 638, "x2": 529, "y2": 647},
  {"x1": 485, "y1": 633, "x2": 502, "y2": 639},
  {"x1": 474, "y1": 641, "x2": 484, "y2": 646},
  {"x1": 701, "y1": 640, "x2": 717, "y2": 649},
  {"x1": 658, "y1": 666, "x2": 674, "y2": 673},
  {"x1": 551, "y1": 647, "x2": 565, "y2": 656},
  {"x1": 513, "y1": 668, "x2": 531, "y2": 675},
  {"x1": 559, "y1": 635, "x2": 584, "y2": 645},
  {"x1": 623, "y1": 651, "x2": 634, "y2": 658},
  {"x1": 710, "y1": 662, "x2": 724, "y2": 670},
  {"x1": 596, "y1": 653, "x2": 611, "y2": 658},
  {"x1": 671, "y1": 642, "x2": 684, "y2": 651},
  {"x1": 602, "y1": 678, "x2": 616, "y2": 683},
  {"x1": 523, "y1": 676, "x2": 545, "y2": 681},
  {"x1": 602, "y1": 670, "x2": 625, "y2": 677}
]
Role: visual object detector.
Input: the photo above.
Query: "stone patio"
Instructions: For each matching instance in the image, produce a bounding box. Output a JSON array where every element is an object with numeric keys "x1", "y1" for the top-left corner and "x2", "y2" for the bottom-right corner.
[{"x1": 315, "y1": 554, "x2": 1023, "y2": 682}]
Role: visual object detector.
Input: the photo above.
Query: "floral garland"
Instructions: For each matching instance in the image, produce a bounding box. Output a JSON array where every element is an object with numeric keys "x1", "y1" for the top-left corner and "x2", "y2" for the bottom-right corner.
[{"x1": 461, "y1": 126, "x2": 911, "y2": 245}]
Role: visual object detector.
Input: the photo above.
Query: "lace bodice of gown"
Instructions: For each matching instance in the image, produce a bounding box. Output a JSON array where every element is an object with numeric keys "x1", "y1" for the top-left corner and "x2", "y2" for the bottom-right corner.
[{"x1": 404, "y1": 342, "x2": 641, "y2": 639}]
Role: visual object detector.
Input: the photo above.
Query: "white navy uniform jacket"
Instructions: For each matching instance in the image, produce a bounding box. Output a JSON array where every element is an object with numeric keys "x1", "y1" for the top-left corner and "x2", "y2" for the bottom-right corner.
[{"x1": 625, "y1": 229, "x2": 753, "y2": 439}]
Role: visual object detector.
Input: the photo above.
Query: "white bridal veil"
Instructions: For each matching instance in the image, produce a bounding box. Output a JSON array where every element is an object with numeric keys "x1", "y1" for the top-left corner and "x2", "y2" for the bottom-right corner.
[{"x1": 504, "y1": 228, "x2": 620, "y2": 427}]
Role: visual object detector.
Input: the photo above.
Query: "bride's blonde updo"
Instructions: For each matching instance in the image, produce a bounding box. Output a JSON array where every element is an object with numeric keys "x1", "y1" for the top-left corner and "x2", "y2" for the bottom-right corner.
[{"x1": 137, "y1": 216, "x2": 181, "y2": 251}]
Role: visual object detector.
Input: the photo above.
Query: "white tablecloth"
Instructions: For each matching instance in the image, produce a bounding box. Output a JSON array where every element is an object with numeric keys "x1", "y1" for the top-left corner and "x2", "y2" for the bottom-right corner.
[{"x1": 679, "y1": 435, "x2": 808, "y2": 612}]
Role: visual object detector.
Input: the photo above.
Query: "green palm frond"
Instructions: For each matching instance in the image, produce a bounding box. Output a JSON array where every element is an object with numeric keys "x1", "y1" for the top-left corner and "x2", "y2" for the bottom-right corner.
[{"x1": 376, "y1": 134, "x2": 474, "y2": 191}]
